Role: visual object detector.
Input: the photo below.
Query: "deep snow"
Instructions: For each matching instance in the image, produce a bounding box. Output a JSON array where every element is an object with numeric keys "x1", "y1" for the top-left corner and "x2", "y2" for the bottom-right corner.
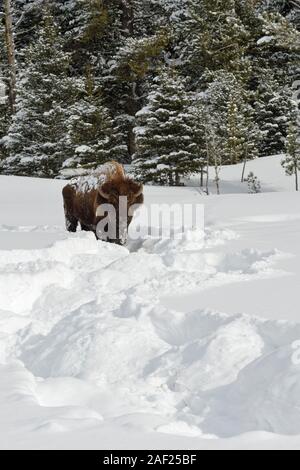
[{"x1": 1, "y1": 155, "x2": 300, "y2": 450}]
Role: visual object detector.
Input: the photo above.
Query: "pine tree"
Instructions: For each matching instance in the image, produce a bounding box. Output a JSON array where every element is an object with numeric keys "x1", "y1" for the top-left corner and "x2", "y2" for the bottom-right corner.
[
  {"x1": 282, "y1": 105, "x2": 300, "y2": 191},
  {"x1": 106, "y1": 30, "x2": 169, "y2": 161},
  {"x1": 181, "y1": 0, "x2": 250, "y2": 83},
  {"x1": 61, "y1": 67, "x2": 122, "y2": 176},
  {"x1": 226, "y1": 95, "x2": 247, "y2": 166},
  {"x1": 226, "y1": 90, "x2": 261, "y2": 172},
  {"x1": 260, "y1": 11, "x2": 300, "y2": 51},
  {"x1": 254, "y1": 72, "x2": 292, "y2": 156},
  {"x1": 255, "y1": 6, "x2": 300, "y2": 88},
  {"x1": 257, "y1": 0, "x2": 300, "y2": 27},
  {"x1": 247, "y1": 171, "x2": 261, "y2": 193},
  {"x1": 3, "y1": 0, "x2": 17, "y2": 114},
  {"x1": 58, "y1": 0, "x2": 170, "y2": 163},
  {"x1": 190, "y1": 97, "x2": 211, "y2": 189},
  {"x1": 133, "y1": 68, "x2": 198, "y2": 185},
  {"x1": 196, "y1": 72, "x2": 231, "y2": 173},
  {"x1": 57, "y1": 0, "x2": 112, "y2": 74},
  {"x1": 204, "y1": 72, "x2": 260, "y2": 166},
  {"x1": 1, "y1": 0, "x2": 299, "y2": 178},
  {"x1": 1, "y1": 9, "x2": 78, "y2": 177},
  {"x1": 190, "y1": 94, "x2": 223, "y2": 194}
]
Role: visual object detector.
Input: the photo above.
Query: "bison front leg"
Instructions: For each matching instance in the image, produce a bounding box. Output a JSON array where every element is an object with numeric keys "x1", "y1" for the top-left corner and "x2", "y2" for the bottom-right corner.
[
  {"x1": 64, "y1": 209, "x2": 78, "y2": 233},
  {"x1": 81, "y1": 223, "x2": 99, "y2": 239},
  {"x1": 81, "y1": 223, "x2": 91, "y2": 232}
]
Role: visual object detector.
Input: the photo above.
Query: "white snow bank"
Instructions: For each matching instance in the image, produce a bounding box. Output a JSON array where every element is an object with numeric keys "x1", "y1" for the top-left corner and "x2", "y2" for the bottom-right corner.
[
  {"x1": 0, "y1": 228, "x2": 298, "y2": 447},
  {"x1": 187, "y1": 155, "x2": 297, "y2": 194},
  {"x1": 1, "y1": 156, "x2": 300, "y2": 449}
]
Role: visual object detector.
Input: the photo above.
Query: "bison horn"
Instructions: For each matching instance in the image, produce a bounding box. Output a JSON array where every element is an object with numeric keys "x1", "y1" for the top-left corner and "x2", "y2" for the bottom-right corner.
[
  {"x1": 135, "y1": 184, "x2": 143, "y2": 198},
  {"x1": 99, "y1": 186, "x2": 110, "y2": 200}
]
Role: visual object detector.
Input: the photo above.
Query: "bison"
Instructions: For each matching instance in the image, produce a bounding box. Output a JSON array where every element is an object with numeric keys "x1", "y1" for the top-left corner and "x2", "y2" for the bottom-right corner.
[{"x1": 62, "y1": 162, "x2": 144, "y2": 245}]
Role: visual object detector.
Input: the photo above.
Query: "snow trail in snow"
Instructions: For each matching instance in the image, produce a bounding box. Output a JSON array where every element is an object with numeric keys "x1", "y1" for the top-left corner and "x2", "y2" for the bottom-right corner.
[{"x1": 1, "y1": 226, "x2": 299, "y2": 440}]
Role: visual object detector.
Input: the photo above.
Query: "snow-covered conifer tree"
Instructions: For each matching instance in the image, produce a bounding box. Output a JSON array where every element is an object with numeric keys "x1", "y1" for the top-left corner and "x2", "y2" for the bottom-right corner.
[
  {"x1": 226, "y1": 90, "x2": 261, "y2": 177},
  {"x1": 106, "y1": 30, "x2": 169, "y2": 162},
  {"x1": 282, "y1": 104, "x2": 300, "y2": 191},
  {"x1": 254, "y1": 72, "x2": 292, "y2": 156},
  {"x1": 62, "y1": 67, "x2": 121, "y2": 176},
  {"x1": 1, "y1": 9, "x2": 78, "y2": 177},
  {"x1": 182, "y1": 0, "x2": 250, "y2": 82},
  {"x1": 205, "y1": 72, "x2": 260, "y2": 168},
  {"x1": 226, "y1": 94, "x2": 248, "y2": 166},
  {"x1": 247, "y1": 171, "x2": 261, "y2": 193},
  {"x1": 133, "y1": 68, "x2": 198, "y2": 185}
]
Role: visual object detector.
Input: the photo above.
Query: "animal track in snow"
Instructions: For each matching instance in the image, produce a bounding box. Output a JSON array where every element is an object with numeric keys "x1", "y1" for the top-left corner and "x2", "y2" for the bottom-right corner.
[{"x1": 0, "y1": 228, "x2": 297, "y2": 439}]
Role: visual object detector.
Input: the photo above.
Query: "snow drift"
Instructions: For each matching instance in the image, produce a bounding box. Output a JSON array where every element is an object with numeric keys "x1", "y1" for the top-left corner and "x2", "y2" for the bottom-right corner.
[{"x1": 1, "y1": 156, "x2": 300, "y2": 449}]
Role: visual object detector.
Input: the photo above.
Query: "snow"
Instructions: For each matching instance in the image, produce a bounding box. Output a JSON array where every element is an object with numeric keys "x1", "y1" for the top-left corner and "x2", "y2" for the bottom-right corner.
[
  {"x1": 75, "y1": 145, "x2": 91, "y2": 154},
  {"x1": 257, "y1": 36, "x2": 274, "y2": 45},
  {"x1": 0, "y1": 82, "x2": 6, "y2": 105},
  {"x1": 69, "y1": 162, "x2": 121, "y2": 193},
  {"x1": 1, "y1": 155, "x2": 300, "y2": 449},
  {"x1": 186, "y1": 154, "x2": 296, "y2": 194}
]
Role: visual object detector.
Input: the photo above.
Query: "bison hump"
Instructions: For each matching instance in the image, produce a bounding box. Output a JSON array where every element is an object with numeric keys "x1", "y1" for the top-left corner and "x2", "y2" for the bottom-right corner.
[{"x1": 69, "y1": 162, "x2": 125, "y2": 194}]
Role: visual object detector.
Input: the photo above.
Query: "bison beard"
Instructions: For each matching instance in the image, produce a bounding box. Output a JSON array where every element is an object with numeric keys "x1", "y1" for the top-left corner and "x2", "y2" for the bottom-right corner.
[{"x1": 62, "y1": 162, "x2": 144, "y2": 246}]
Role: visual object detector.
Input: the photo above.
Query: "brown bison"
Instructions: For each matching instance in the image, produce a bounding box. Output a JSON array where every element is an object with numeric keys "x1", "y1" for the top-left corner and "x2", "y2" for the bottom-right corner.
[{"x1": 62, "y1": 162, "x2": 144, "y2": 245}]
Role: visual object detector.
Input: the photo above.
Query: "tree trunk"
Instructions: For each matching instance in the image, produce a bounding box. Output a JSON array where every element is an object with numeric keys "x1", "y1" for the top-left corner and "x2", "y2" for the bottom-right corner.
[
  {"x1": 241, "y1": 146, "x2": 249, "y2": 183},
  {"x1": 4, "y1": 0, "x2": 17, "y2": 114},
  {"x1": 120, "y1": 0, "x2": 134, "y2": 36},
  {"x1": 295, "y1": 164, "x2": 299, "y2": 192},
  {"x1": 200, "y1": 166, "x2": 204, "y2": 187},
  {"x1": 205, "y1": 160, "x2": 209, "y2": 195},
  {"x1": 175, "y1": 172, "x2": 181, "y2": 186},
  {"x1": 215, "y1": 170, "x2": 220, "y2": 195},
  {"x1": 241, "y1": 143, "x2": 249, "y2": 183},
  {"x1": 214, "y1": 150, "x2": 221, "y2": 195},
  {"x1": 128, "y1": 125, "x2": 136, "y2": 158},
  {"x1": 205, "y1": 131, "x2": 210, "y2": 195},
  {"x1": 241, "y1": 158, "x2": 247, "y2": 183}
]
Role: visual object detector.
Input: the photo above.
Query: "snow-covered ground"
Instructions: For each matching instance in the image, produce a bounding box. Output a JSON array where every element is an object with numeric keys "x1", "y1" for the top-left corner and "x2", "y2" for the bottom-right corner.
[{"x1": 1, "y1": 155, "x2": 300, "y2": 450}]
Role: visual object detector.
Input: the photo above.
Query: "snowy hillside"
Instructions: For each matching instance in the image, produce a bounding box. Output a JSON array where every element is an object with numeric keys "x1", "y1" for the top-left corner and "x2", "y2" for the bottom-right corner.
[
  {"x1": 187, "y1": 154, "x2": 298, "y2": 194},
  {"x1": 1, "y1": 156, "x2": 300, "y2": 450}
]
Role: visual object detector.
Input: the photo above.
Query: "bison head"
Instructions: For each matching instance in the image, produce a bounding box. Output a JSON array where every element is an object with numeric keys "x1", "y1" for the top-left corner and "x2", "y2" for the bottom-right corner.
[{"x1": 97, "y1": 178, "x2": 144, "y2": 246}]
